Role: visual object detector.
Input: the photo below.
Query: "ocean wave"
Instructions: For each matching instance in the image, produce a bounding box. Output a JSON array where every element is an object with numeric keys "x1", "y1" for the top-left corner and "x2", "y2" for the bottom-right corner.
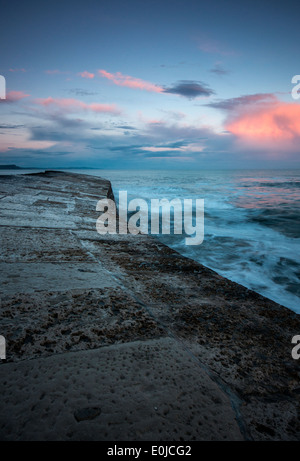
[{"x1": 90, "y1": 168, "x2": 300, "y2": 314}]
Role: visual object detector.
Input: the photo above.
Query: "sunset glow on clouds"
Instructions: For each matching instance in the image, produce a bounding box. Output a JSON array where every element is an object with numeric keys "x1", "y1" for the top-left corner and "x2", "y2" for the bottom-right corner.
[
  {"x1": 6, "y1": 91, "x2": 30, "y2": 101},
  {"x1": 98, "y1": 70, "x2": 213, "y2": 99},
  {"x1": 35, "y1": 97, "x2": 121, "y2": 114},
  {"x1": 223, "y1": 96, "x2": 300, "y2": 151},
  {"x1": 0, "y1": 1, "x2": 300, "y2": 168},
  {"x1": 98, "y1": 70, "x2": 163, "y2": 93},
  {"x1": 0, "y1": 138, "x2": 55, "y2": 153},
  {"x1": 78, "y1": 71, "x2": 95, "y2": 79}
]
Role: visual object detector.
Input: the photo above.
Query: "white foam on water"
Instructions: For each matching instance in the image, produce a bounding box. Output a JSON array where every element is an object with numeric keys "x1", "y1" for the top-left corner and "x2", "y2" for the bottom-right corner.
[{"x1": 87, "y1": 169, "x2": 300, "y2": 314}]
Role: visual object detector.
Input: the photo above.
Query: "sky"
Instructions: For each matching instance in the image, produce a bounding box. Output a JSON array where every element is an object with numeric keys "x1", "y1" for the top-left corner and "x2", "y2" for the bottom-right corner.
[{"x1": 0, "y1": 0, "x2": 300, "y2": 169}]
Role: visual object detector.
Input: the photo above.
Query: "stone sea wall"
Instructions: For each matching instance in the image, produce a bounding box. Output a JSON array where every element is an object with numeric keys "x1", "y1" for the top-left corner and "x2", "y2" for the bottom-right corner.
[{"x1": 0, "y1": 171, "x2": 299, "y2": 441}]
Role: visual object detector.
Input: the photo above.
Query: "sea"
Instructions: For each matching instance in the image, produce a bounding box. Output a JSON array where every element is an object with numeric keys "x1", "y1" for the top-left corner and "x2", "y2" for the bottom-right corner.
[{"x1": 2, "y1": 168, "x2": 300, "y2": 314}]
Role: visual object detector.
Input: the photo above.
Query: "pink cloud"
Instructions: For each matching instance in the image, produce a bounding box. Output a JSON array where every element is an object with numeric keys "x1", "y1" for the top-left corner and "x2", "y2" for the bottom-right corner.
[
  {"x1": 34, "y1": 97, "x2": 121, "y2": 114},
  {"x1": 197, "y1": 36, "x2": 236, "y2": 56},
  {"x1": 0, "y1": 139, "x2": 55, "y2": 153},
  {"x1": 9, "y1": 68, "x2": 26, "y2": 73},
  {"x1": 45, "y1": 70, "x2": 69, "y2": 75},
  {"x1": 225, "y1": 97, "x2": 300, "y2": 151},
  {"x1": 148, "y1": 119, "x2": 164, "y2": 125},
  {"x1": 78, "y1": 71, "x2": 95, "y2": 79},
  {"x1": 6, "y1": 91, "x2": 30, "y2": 101},
  {"x1": 98, "y1": 69, "x2": 163, "y2": 93}
]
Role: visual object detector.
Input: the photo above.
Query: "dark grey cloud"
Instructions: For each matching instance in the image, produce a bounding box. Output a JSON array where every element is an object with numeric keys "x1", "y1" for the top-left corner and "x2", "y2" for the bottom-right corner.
[
  {"x1": 29, "y1": 114, "x2": 91, "y2": 143},
  {"x1": 0, "y1": 147, "x2": 72, "y2": 159},
  {"x1": 210, "y1": 64, "x2": 229, "y2": 75},
  {"x1": 162, "y1": 141, "x2": 187, "y2": 149},
  {"x1": 163, "y1": 80, "x2": 214, "y2": 99},
  {"x1": 107, "y1": 144, "x2": 143, "y2": 152},
  {"x1": 116, "y1": 125, "x2": 137, "y2": 130},
  {"x1": 30, "y1": 127, "x2": 67, "y2": 142},
  {"x1": 67, "y1": 88, "x2": 98, "y2": 96},
  {"x1": 159, "y1": 61, "x2": 186, "y2": 69},
  {"x1": 142, "y1": 151, "x2": 187, "y2": 158},
  {"x1": 0, "y1": 124, "x2": 24, "y2": 129},
  {"x1": 207, "y1": 93, "x2": 276, "y2": 110},
  {"x1": 48, "y1": 114, "x2": 87, "y2": 128}
]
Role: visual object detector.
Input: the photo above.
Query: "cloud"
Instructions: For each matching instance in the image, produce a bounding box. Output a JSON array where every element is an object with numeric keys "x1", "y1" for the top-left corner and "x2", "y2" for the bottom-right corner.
[
  {"x1": 98, "y1": 70, "x2": 213, "y2": 100},
  {"x1": 78, "y1": 71, "x2": 95, "y2": 79},
  {"x1": 116, "y1": 125, "x2": 137, "y2": 130},
  {"x1": 208, "y1": 93, "x2": 277, "y2": 111},
  {"x1": 9, "y1": 68, "x2": 26, "y2": 73},
  {"x1": 210, "y1": 94, "x2": 300, "y2": 152},
  {"x1": 159, "y1": 61, "x2": 186, "y2": 69},
  {"x1": 45, "y1": 70, "x2": 69, "y2": 75},
  {"x1": 0, "y1": 109, "x2": 249, "y2": 168},
  {"x1": 67, "y1": 88, "x2": 98, "y2": 96},
  {"x1": 140, "y1": 142, "x2": 205, "y2": 154},
  {"x1": 0, "y1": 138, "x2": 56, "y2": 153},
  {"x1": 0, "y1": 124, "x2": 24, "y2": 129},
  {"x1": 227, "y1": 101, "x2": 300, "y2": 146},
  {"x1": 159, "y1": 110, "x2": 186, "y2": 120},
  {"x1": 5, "y1": 91, "x2": 30, "y2": 102},
  {"x1": 210, "y1": 63, "x2": 229, "y2": 76},
  {"x1": 34, "y1": 97, "x2": 121, "y2": 114},
  {"x1": 139, "y1": 119, "x2": 237, "y2": 159},
  {"x1": 163, "y1": 80, "x2": 214, "y2": 99},
  {"x1": 87, "y1": 120, "x2": 213, "y2": 159},
  {"x1": 141, "y1": 146, "x2": 183, "y2": 153},
  {"x1": 28, "y1": 114, "x2": 94, "y2": 144},
  {"x1": 197, "y1": 36, "x2": 236, "y2": 56},
  {"x1": 145, "y1": 120, "x2": 212, "y2": 141},
  {"x1": 98, "y1": 69, "x2": 163, "y2": 93}
]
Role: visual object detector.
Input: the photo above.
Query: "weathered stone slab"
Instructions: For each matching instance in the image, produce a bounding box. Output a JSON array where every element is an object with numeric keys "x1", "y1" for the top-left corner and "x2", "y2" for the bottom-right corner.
[{"x1": 0, "y1": 338, "x2": 243, "y2": 441}]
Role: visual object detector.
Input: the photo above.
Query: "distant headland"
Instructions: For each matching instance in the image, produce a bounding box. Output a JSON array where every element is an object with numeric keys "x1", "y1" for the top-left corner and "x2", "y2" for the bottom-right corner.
[{"x1": 0, "y1": 164, "x2": 22, "y2": 169}]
